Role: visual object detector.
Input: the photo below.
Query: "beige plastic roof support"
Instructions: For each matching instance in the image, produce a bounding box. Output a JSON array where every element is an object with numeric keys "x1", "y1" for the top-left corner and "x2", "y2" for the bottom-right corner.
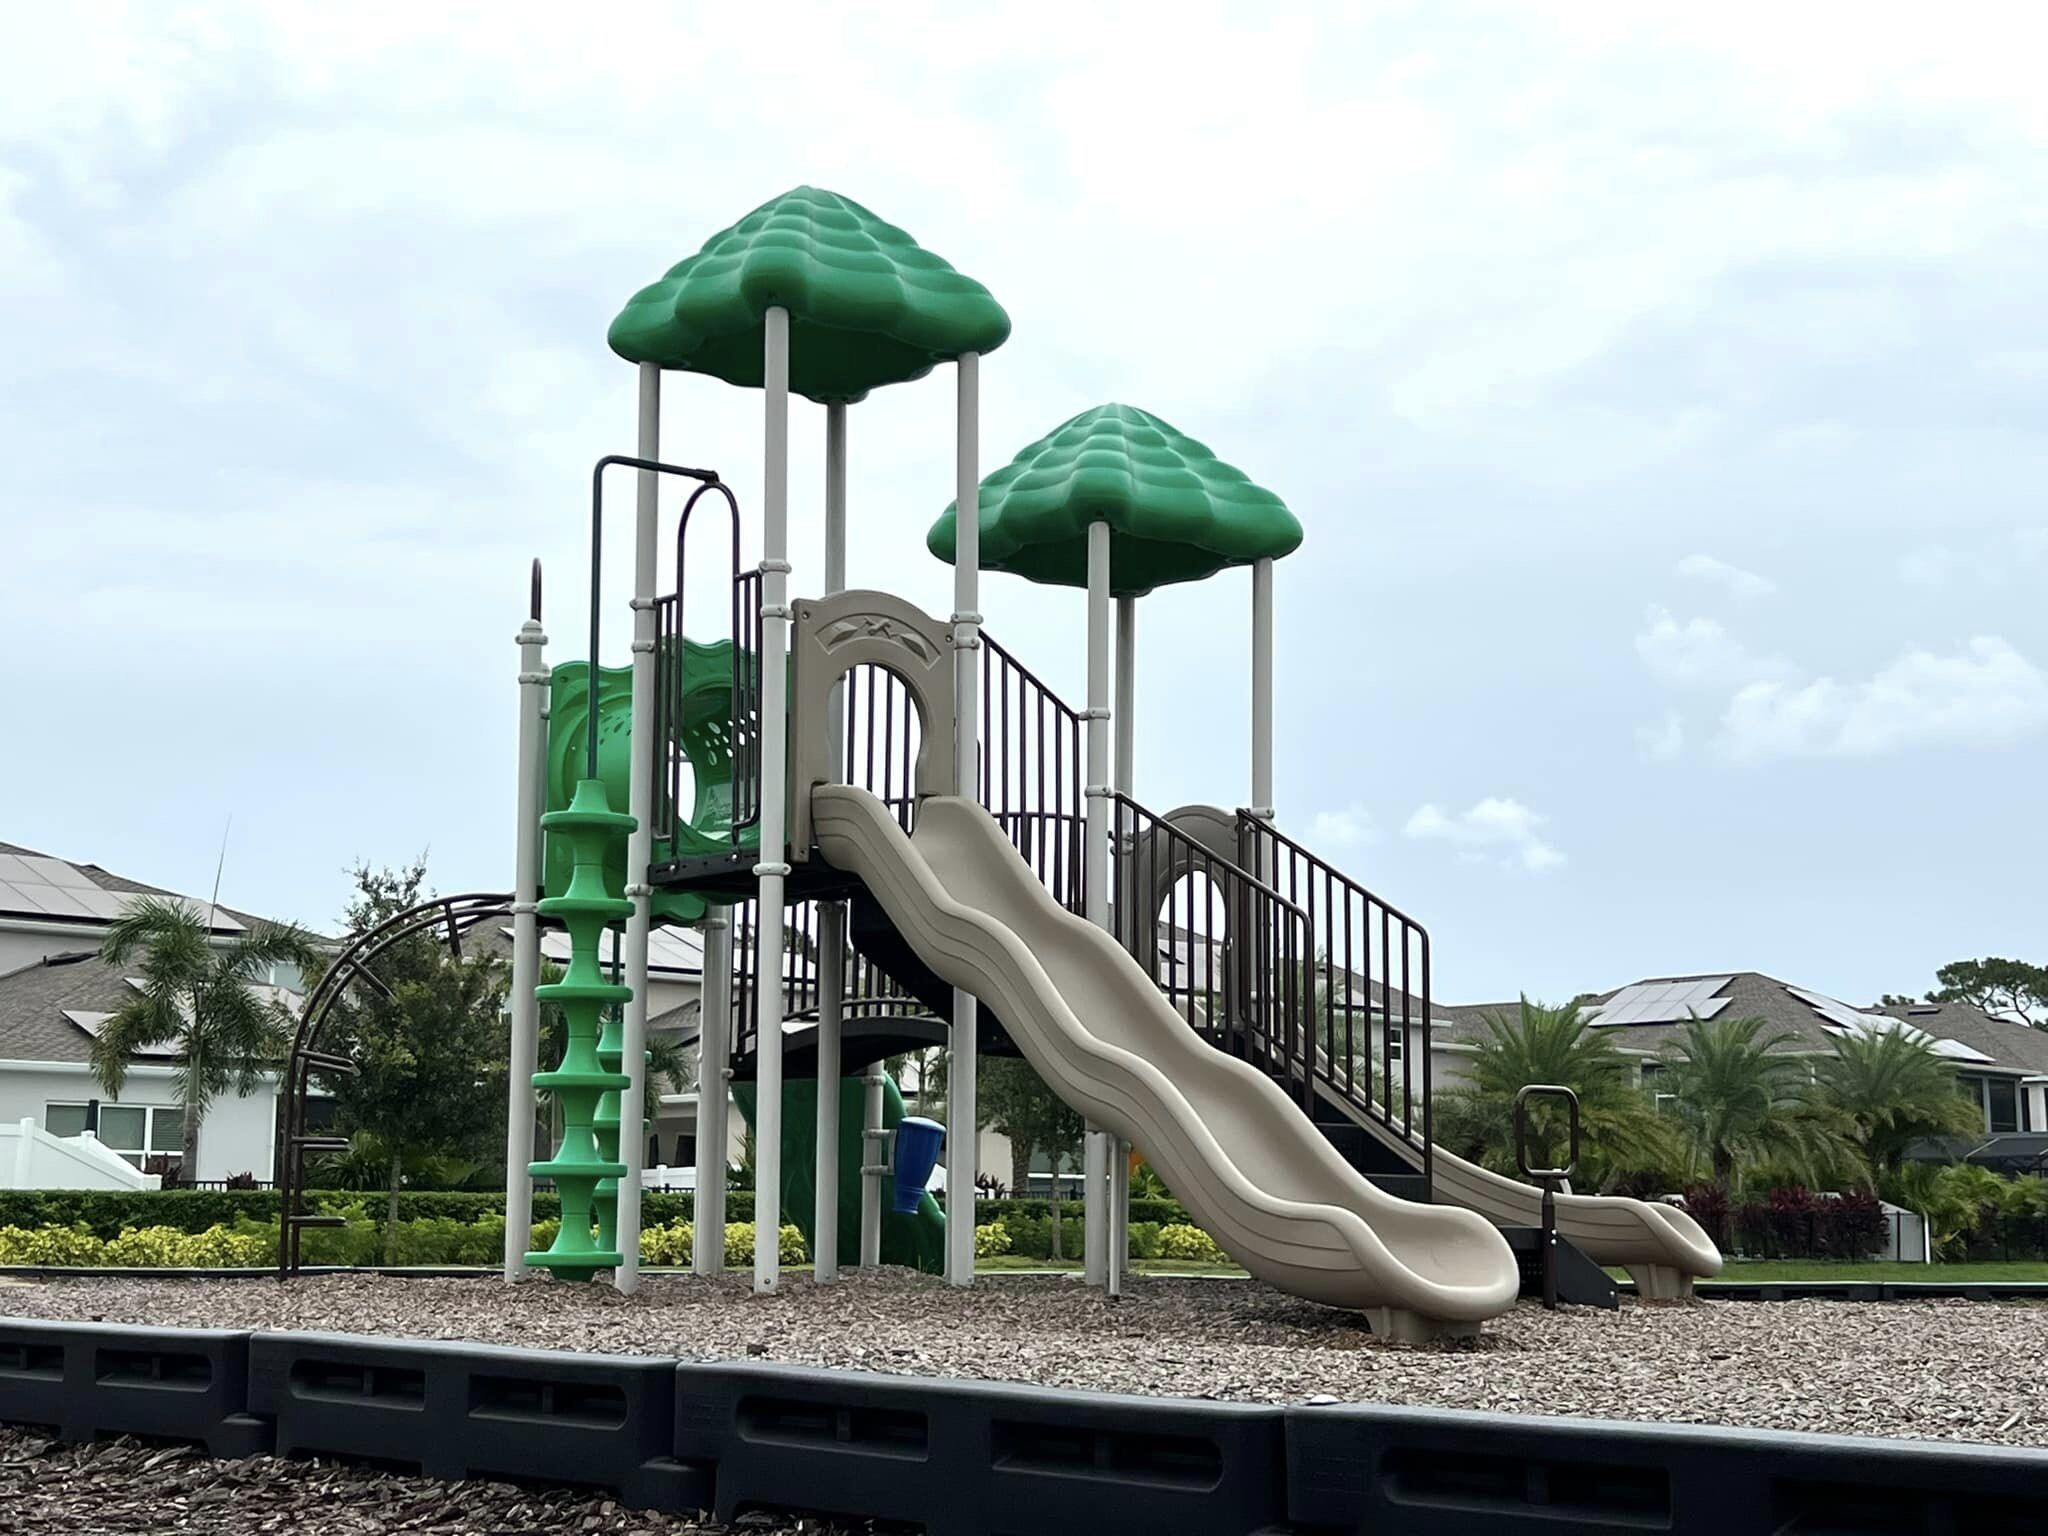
[{"x1": 787, "y1": 588, "x2": 957, "y2": 857}]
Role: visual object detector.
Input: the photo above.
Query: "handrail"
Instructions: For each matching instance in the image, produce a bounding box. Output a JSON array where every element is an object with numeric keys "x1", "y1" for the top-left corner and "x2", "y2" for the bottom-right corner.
[
  {"x1": 1236, "y1": 812, "x2": 1433, "y2": 1193},
  {"x1": 584, "y1": 454, "x2": 721, "y2": 782}
]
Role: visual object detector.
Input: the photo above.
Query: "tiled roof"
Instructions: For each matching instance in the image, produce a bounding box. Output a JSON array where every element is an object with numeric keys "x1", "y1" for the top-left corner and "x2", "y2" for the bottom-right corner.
[
  {"x1": 0, "y1": 951, "x2": 143, "y2": 1064},
  {"x1": 1434, "y1": 972, "x2": 2048, "y2": 1077}
]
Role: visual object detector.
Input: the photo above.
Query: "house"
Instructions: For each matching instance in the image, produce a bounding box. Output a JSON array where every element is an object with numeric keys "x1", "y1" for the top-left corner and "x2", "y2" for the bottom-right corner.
[
  {"x1": 0, "y1": 841, "x2": 306, "y2": 1184},
  {"x1": 1432, "y1": 972, "x2": 2048, "y2": 1138}
]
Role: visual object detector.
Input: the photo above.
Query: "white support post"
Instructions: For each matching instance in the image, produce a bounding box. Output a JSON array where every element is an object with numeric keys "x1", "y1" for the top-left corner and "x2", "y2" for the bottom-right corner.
[
  {"x1": 946, "y1": 351, "x2": 981, "y2": 1288},
  {"x1": 1082, "y1": 520, "x2": 1113, "y2": 1287},
  {"x1": 859, "y1": 1062, "x2": 885, "y2": 1266},
  {"x1": 612, "y1": 362, "x2": 662, "y2": 1295},
  {"x1": 753, "y1": 307, "x2": 793, "y2": 1294},
  {"x1": 1109, "y1": 591, "x2": 1137, "y2": 1295},
  {"x1": 502, "y1": 595, "x2": 548, "y2": 1281},
  {"x1": 814, "y1": 403, "x2": 849, "y2": 1282},
  {"x1": 1251, "y1": 557, "x2": 1275, "y2": 828},
  {"x1": 693, "y1": 914, "x2": 731, "y2": 1274}
]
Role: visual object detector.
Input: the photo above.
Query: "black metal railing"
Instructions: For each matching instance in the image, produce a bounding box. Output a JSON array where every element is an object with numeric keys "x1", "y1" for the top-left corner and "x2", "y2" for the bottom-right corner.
[
  {"x1": 1108, "y1": 793, "x2": 1311, "y2": 1072},
  {"x1": 729, "y1": 895, "x2": 932, "y2": 1061},
  {"x1": 650, "y1": 496, "x2": 760, "y2": 848},
  {"x1": 1235, "y1": 815, "x2": 1433, "y2": 1179},
  {"x1": 979, "y1": 633, "x2": 1086, "y2": 913}
]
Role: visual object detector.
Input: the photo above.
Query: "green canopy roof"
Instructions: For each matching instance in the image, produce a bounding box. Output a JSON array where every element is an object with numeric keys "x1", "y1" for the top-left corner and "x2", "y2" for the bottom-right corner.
[
  {"x1": 927, "y1": 404, "x2": 1301, "y2": 596},
  {"x1": 607, "y1": 186, "x2": 1010, "y2": 405}
]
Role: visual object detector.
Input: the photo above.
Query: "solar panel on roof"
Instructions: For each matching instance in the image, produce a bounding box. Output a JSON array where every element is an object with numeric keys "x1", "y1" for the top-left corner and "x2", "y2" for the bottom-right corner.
[
  {"x1": 23, "y1": 857, "x2": 98, "y2": 889},
  {"x1": 0, "y1": 879, "x2": 99, "y2": 919},
  {"x1": 1588, "y1": 977, "x2": 1734, "y2": 1026}
]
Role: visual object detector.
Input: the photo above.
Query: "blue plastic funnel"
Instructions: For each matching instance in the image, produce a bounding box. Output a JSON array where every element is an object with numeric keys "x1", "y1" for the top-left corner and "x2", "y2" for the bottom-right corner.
[{"x1": 892, "y1": 1117, "x2": 945, "y2": 1213}]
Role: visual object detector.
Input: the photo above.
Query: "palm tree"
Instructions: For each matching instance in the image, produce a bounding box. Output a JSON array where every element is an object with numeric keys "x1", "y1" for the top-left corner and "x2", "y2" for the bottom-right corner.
[
  {"x1": 1815, "y1": 1027, "x2": 1982, "y2": 1175},
  {"x1": 91, "y1": 896, "x2": 318, "y2": 1177},
  {"x1": 1658, "y1": 1015, "x2": 1856, "y2": 1191},
  {"x1": 1435, "y1": 997, "x2": 1676, "y2": 1187}
]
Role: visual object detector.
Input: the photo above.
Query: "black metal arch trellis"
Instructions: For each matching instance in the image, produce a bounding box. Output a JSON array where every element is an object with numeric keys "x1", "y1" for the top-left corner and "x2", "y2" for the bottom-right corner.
[{"x1": 274, "y1": 891, "x2": 515, "y2": 1278}]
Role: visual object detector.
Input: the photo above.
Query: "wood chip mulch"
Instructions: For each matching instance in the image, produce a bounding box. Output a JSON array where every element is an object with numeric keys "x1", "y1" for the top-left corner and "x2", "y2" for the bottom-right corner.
[
  {"x1": 0, "y1": 1429, "x2": 889, "y2": 1534},
  {"x1": 4, "y1": 1270, "x2": 2045, "y2": 1448}
]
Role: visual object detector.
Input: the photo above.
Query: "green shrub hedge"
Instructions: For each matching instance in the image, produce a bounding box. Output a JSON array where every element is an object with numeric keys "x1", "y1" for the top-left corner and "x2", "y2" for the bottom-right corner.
[
  {"x1": 0, "y1": 1189, "x2": 757, "y2": 1239},
  {"x1": 0, "y1": 1215, "x2": 808, "y2": 1270},
  {"x1": 0, "y1": 1190, "x2": 1188, "y2": 1242}
]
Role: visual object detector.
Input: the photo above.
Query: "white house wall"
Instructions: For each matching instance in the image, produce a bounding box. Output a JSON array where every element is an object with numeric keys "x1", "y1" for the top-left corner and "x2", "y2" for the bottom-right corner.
[{"x1": 0, "y1": 1061, "x2": 282, "y2": 1184}]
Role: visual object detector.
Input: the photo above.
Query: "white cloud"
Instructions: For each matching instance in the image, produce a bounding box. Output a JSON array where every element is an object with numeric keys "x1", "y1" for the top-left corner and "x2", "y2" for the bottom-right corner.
[
  {"x1": 1721, "y1": 636, "x2": 2048, "y2": 760},
  {"x1": 1635, "y1": 606, "x2": 1795, "y2": 692},
  {"x1": 1636, "y1": 711, "x2": 1685, "y2": 762},
  {"x1": 1310, "y1": 805, "x2": 1378, "y2": 846},
  {"x1": 1898, "y1": 545, "x2": 1961, "y2": 588},
  {"x1": 1405, "y1": 798, "x2": 1565, "y2": 873},
  {"x1": 1900, "y1": 531, "x2": 2048, "y2": 589},
  {"x1": 1677, "y1": 553, "x2": 1776, "y2": 600}
]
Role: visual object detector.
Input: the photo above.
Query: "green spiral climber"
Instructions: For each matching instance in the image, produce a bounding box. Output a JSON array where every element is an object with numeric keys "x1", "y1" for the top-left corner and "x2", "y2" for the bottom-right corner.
[{"x1": 528, "y1": 777, "x2": 636, "y2": 1280}]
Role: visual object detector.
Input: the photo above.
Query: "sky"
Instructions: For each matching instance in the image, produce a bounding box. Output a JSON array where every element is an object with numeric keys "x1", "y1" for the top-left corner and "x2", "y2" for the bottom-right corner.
[{"x1": 2, "y1": 2, "x2": 2043, "y2": 1006}]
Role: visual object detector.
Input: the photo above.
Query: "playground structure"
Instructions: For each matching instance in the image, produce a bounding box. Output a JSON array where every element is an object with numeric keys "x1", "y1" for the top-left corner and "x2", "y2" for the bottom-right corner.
[{"x1": 375, "y1": 185, "x2": 1722, "y2": 1337}]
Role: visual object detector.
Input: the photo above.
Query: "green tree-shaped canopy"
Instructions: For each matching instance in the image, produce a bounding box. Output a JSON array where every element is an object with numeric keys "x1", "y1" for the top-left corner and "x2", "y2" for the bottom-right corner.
[
  {"x1": 607, "y1": 186, "x2": 1010, "y2": 404},
  {"x1": 926, "y1": 404, "x2": 1301, "y2": 596}
]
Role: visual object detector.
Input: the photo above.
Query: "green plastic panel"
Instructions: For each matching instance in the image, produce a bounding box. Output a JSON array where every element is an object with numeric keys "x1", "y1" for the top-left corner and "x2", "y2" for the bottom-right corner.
[
  {"x1": 607, "y1": 186, "x2": 1010, "y2": 404},
  {"x1": 927, "y1": 403, "x2": 1302, "y2": 596},
  {"x1": 546, "y1": 640, "x2": 764, "y2": 925},
  {"x1": 732, "y1": 1076, "x2": 947, "y2": 1274}
]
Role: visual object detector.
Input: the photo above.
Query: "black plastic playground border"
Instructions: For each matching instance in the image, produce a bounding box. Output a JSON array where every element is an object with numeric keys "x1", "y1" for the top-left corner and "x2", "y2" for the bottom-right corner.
[
  {"x1": 3, "y1": 1315, "x2": 2047, "y2": 1535},
  {"x1": 9, "y1": 1265, "x2": 2048, "y2": 1304}
]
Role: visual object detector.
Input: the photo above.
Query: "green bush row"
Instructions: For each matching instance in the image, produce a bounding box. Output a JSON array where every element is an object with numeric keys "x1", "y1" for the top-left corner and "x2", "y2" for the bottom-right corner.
[
  {"x1": 0, "y1": 1189, "x2": 757, "y2": 1240},
  {"x1": 0, "y1": 1215, "x2": 809, "y2": 1271},
  {"x1": 0, "y1": 1189, "x2": 1193, "y2": 1242}
]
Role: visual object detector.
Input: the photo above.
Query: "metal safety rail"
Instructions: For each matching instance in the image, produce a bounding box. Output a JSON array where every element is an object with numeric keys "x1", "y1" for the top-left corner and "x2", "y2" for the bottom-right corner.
[
  {"x1": 1108, "y1": 793, "x2": 1311, "y2": 1068},
  {"x1": 1236, "y1": 814, "x2": 1433, "y2": 1181}
]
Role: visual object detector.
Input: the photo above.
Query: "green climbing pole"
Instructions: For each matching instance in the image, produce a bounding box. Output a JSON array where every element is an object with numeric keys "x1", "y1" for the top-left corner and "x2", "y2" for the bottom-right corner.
[
  {"x1": 528, "y1": 778, "x2": 636, "y2": 1279},
  {"x1": 592, "y1": 997, "x2": 624, "y2": 1258}
]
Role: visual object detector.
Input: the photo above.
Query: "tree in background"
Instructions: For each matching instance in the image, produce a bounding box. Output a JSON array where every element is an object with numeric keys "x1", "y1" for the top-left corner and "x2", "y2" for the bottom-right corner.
[
  {"x1": 1431, "y1": 997, "x2": 1676, "y2": 1189},
  {"x1": 1815, "y1": 1027, "x2": 1983, "y2": 1174},
  {"x1": 1925, "y1": 958, "x2": 2048, "y2": 1028},
  {"x1": 1658, "y1": 1015, "x2": 1856, "y2": 1191},
  {"x1": 320, "y1": 859, "x2": 510, "y2": 1258},
  {"x1": 91, "y1": 896, "x2": 318, "y2": 1178},
  {"x1": 977, "y1": 1057, "x2": 1045, "y2": 1195}
]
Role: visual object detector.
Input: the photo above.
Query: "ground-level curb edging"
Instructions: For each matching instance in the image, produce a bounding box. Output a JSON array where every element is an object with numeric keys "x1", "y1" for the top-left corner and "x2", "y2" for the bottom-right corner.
[
  {"x1": 0, "y1": 1318, "x2": 267, "y2": 1456},
  {"x1": 1288, "y1": 1402, "x2": 2048, "y2": 1534},
  {"x1": 5, "y1": 1316, "x2": 2048, "y2": 1534},
  {"x1": 248, "y1": 1330, "x2": 702, "y2": 1508},
  {"x1": 1639, "y1": 1280, "x2": 2048, "y2": 1302},
  {"x1": 673, "y1": 1359, "x2": 1285, "y2": 1535}
]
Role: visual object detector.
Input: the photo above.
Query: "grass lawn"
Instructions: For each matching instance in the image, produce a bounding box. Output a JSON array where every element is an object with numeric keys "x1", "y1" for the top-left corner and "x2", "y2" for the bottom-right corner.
[
  {"x1": 977, "y1": 1255, "x2": 1247, "y2": 1276},
  {"x1": 1592, "y1": 1260, "x2": 2048, "y2": 1284}
]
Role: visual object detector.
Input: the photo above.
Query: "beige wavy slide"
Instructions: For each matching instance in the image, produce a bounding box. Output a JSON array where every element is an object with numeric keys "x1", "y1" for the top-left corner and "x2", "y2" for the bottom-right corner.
[
  {"x1": 1361, "y1": 1119, "x2": 1722, "y2": 1297},
  {"x1": 815, "y1": 785, "x2": 1523, "y2": 1339},
  {"x1": 1154, "y1": 805, "x2": 1724, "y2": 1298}
]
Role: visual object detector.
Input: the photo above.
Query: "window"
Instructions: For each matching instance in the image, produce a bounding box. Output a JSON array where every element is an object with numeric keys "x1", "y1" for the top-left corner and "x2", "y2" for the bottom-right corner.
[
  {"x1": 1956, "y1": 1075, "x2": 2024, "y2": 1136},
  {"x1": 43, "y1": 1102, "x2": 182, "y2": 1168},
  {"x1": 44, "y1": 1103, "x2": 88, "y2": 1138},
  {"x1": 1987, "y1": 1078, "x2": 2020, "y2": 1135}
]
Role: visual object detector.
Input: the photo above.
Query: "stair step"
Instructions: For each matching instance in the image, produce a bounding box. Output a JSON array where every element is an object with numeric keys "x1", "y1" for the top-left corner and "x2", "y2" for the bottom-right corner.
[{"x1": 1362, "y1": 1173, "x2": 1429, "y2": 1202}]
